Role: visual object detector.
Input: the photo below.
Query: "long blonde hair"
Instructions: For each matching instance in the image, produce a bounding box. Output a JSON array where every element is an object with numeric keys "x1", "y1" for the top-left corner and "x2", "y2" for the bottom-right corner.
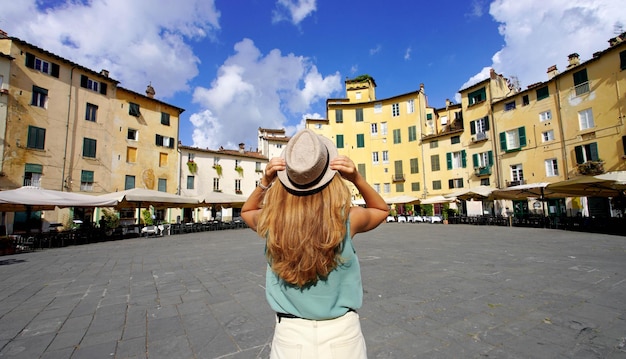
[{"x1": 257, "y1": 175, "x2": 351, "y2": 287}]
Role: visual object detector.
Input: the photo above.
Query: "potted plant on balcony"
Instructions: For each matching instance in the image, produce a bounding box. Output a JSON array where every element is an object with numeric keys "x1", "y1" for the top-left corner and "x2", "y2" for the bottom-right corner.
[
  {"x1": 235, "y1": 165, "x2": 244, "y2": 177},
  {"x1": 186, "y1": 160, "x2": 198, "y2": 174},
  {"x1": 212, "y1": 164, "x2": 222, "y2": 177},
  {"x1": 577, "y1": 160, "x2": 604, "y2": 175}
]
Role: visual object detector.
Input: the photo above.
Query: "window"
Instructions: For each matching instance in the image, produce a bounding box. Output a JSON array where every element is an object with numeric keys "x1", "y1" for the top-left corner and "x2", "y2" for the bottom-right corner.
[
  {"x1": 356, "y1": 134, "x2": 365, "y2": 148},
  {"x1": 406, "y1": 99, "x2": 415, "y2": 114},
  {"x1": 24, "y1": 163, "x2": 43, "y2": 187},
  {"x1": 430, "y1": 140, "x2": 438, "y2": 149},
  {"x1": 355, "y1": 108, "x2": 363, "y2": 122},
  {"x1": 522, "y1": 95, "x2": 530, "y2": 106},
  {"x1": 127, "y1": 128, "x2": 138, "y2": 141},
  {"x1": 573, "y1": 69, "x2": 589, "y2": 96},
  {"x1": 411, "y1": 182, "x2": 420, "y2": 191},
  {"x1": 235, "y1": 179, "x2": 242, "y2": 193},
  {"x1": 82, "y1": 138, "x2": 97, "y2": 158},
  {"x1": 187, "y1": 175, "x2": 195, "y2": 189},
  {"x1": 468, "y1": 87, "x2": 486, "y2": 105},
  {"x1": 431, "y1": 154, "x2": 440, "y2": 171},
  {"x1": 374, "y1": 103, "x2": 382, "y2": 113},
  {"x1": 620, "y1": 50, "x2": 626, "y2": 70},
  {"x1": 371, "y1": 123, "x2": 378, "y2": 135},
  {"x1": 374, "y1": 183, "x2": 381, "y2": 193},
  {"x1": 80, "y1": 75, "x2": 107, "y2": 95},
  {"x1": 511, "y1": 164, "x2": 524, "y2": 183},
  {"x1": 155, "y1": 134, "x2": 175, "y2": 148},
  {"x1": 451, "y1": 136, "x2": 460, "y2": 144},
  {"x1": 470, "y1": 116, "x2": 489, "y2": 135},
  {"x1": 440, "y1": 116, "x2": 448, "y2": 125},
  {"x1": 158, "y1": 178, "x2": 167, "y2": 192},
  {"x1": 125, "y1": 175, "x2": 135, "y2": 190},
  {"x1": 213, "y1": 157, "x2": 220, "y2": 165},
  {"x1": 432, "y1": 180, "x2": 442, "y2": 190},
  {"x1": 578, "y1": 108, "x2": 594, "y2": 130},
  {"x1": 380, "y1": 122, "x2": 388, "y2": 136},
  {"x1": 408, "y1": 126, "x2": 417, "y2": 142},
  {"x1": 446, "y1": 150, "x2": 466, "y2": 170},
  {"x1": 542, "y1": 130, "x2": 555, "y2": 142},
  {"x1": 85, "y1": 103, "x2": 98, "y2": 122},
  {"x1": 129, "y1": 102, "x2": 141, "y2": 117},
  {"x1": 623, "y1": 136, "x2": 626, "y2": 157},
  {"x1": 80, "y1": 170, "x2": 94, "y2": 191},
  {"x1": 536, "y1": 86, "x2": 549, "y2": 101},
  {"x1": 335, "y1": 109, "x2": 343, "y2": 123},
  {"x1": 161, "y1": 112, "x2": 170, "y2": 126},
  {"x1": 27, "y1": 126, "x2": 46, "y2": 149},
  {"x1": 382, "y1": 151, "x2": 389, "y2": 164},
  {"x1": 472, "y1": 151, "x2": 493, "y2": 168},
  {"x1": 480, "y1": 178, "x2": 490, "y2": 186},
  {"x1": 393, "y1": 129, "x2": 401, "y2": 144},
  {"x1": 410, "y1": 158, "x2": 419, "y2": 174},
  {"x1": 355, "y1": 92, "x2": 361, "y2": 100},
  {"x1": 395, "y1": 183, "x2": 404, "y2": 192},
  {"x1": 256, "y1": 162, "x2": 262, "y2": 172},
  {"x1": 499, "y1": 127, "x2": 527, "y2": 152},
  {"x1": 545, "y1": 159, "x2": 559, "y2": 177},
  {"x1": 357, "y1": 163, "x2": 366, "y2": 179},
  {"x1": 574, "y1": 142, "x2": 599, "y2": 164},
  {"x1": 126, "y1": 147, "x2": 137, "y2": 163},
  {"x1": 31, "y1": 86, "x2": 48, "y2": 108},
  {"x1": 504, "y1": 101, "x2": 516, "y2": 111},
  {"x1": 448, "y1": 178, "x2": 464, "y2": 189},
  {"x1": 159, "y1": 152, "x2": 168, "y2": 167},
  {"x1": 336, "y1": 135, "x2": 344, "y2": 148},
  {"x1": 383, "y1": 183, "x2": 390, "y2": 193},
  {"x1": 539, "y1": 110, "x2": 552, "y2": 122},
  {"x1": 372, "y1": 152, "x2": 379, "y2": 165},
  {"x1": 392, "y1": 103, "x2": 400, "y2": 117},
  {"x1": 25, "y1": 53, "x2": 60, "y2": 77},
  {"x1": 213, "y1": 178, "x2": 220, "y2": 192}
]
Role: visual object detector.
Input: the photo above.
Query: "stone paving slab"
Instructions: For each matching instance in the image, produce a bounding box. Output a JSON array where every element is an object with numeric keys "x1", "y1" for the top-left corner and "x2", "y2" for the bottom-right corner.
[{"x1": 0, "y1": 223, "x2": 625, "y2": 358}]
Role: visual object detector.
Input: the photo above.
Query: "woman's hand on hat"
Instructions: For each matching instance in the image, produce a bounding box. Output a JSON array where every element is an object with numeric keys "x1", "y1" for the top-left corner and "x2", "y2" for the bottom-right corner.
[
  {"x1": 263, "y1": 157, "x2": 286, "y2": 185},
  {"x1": 330, "y1": 155, "x2": 358, "y2": 183}
]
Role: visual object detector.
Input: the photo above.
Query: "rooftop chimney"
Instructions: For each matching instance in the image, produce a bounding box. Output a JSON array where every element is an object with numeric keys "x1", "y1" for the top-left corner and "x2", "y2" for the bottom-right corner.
[
  {"x1": 0, "y1": 29, "x2": 8, "y2": 38},
  {"x1": 146, "y1": 83, "x2": 155, "y2": 98},
  {"x1": 100, "y1": 69, "x2": 109, "y2": 77},
  {"x1": 567, "y1": 53, "x2": 580, "y2": 69},
  {"x1": 547, "y1": 65, "x2": 559, "y2": 79},
  {"x1": 238, "y1": 143, "x2": 245, "y2": 153}
]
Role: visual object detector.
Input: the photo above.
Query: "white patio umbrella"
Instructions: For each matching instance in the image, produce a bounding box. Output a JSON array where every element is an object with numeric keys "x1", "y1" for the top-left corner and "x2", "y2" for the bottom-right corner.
[
  {"x1": 445, "y1": 186, "x2": 496, "y2": 201},
  {"x1": 420, "y1": 195, "x2": 456, "y2": 205},
  {"x1": 0, "y1": 186, "x2": 118, "y2": 211},
  {"x1": 98, "y1": 188, "x2": 200, "y2": 209}
]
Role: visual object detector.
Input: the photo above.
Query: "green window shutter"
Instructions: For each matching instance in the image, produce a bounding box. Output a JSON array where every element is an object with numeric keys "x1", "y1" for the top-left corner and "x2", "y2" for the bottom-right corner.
[
  {"x1": 575, "y1": 145, "x2": 584, "y2": 164},
  {"x1": 25, "y1": 53, "x2": 35, "y2": 69},
  {"x1": 51, "y1": 63, "x2": 60, "y2": 78},
  {"x1": 483, "y1": 116, "x2": 490, "y2": 131},
  {"x1": 536, "y1": 86, "x2": 549, "y2": 100},
  {"x1": 355, "y1": 108, "x2": 363, "y2": 122},
  {"x1": 573, "y1": 69, "x2": 588, "y2": 85},
  {"x1": 518, "y1": 127, "x2": 527, "y2": 147},
  {"x1": 125, "y1": 176, "x2": 135, "y2": 190},
  {"x1": 394, "y1": 160, "x2": 403, "y2": 175},
  {"x1": 336, "y1": 135, "x2": 344, "y2": 148},
  {"x1": 499, "y1": 132, "x2": 507, "y2": 151},
  {"x1": 161, "y1": 113, "x2": 170, "y2": 126},
  {"x1": 472, "y1": 153, "x2": 478, "y2": 168},
  {"x1": 356, "y1": 134, "x2": 364, "y2": 148},
  {"x1": 158, "y1": 178, "x2": 167, "y2": 192},
  {"x1": 620, "y1": 50, "x2": 626, "y2": 70},
  {"x1": 81, "y1": 170, "x2": 94, "y2": 182},
  {"x1": 80, "y1": 75, "x2": 89, "y2": 88},
  {"x1": 448, "y1": 179, "x2": 454, "y2": 189},
  {"x1": 461, "y1": 150, "x2": 467, "y2": 168},
  {"x1": 488, "y1": 151, "x2": 493, "y2": 166},
  {"x1": 357, "y1": 163, "x2": 366, "y2": 179},
  {"x1": 99, "y1": 83, "x2": 107, "y2": 95},
  {"x1": 470, "y1": 120, "x2": 476, "y2": 135},
  {"x1": 446, "y1": 152, "x2": 452, "y2": 170},
  {"x1": 426, "y1": 113, "x2": 432, "y2": 120},
  {"x1": 25, "y1": 163, "x2": 43, "y2": 173},
  {"x1": 335, "y1": 109, "x2": 343, "y2": 123},
  {"x1": 589, "y1": 142, "x2": 599, "y2": 161}
]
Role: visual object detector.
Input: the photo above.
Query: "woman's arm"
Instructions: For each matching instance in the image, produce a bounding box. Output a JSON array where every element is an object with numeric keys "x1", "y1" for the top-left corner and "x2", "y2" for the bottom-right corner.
[
  {"x1": 330, "y1": 156, "x2": 388, "y2": 236},
  {"x1": 241, "y1": 158, "x2": 285, "y2": 231}
]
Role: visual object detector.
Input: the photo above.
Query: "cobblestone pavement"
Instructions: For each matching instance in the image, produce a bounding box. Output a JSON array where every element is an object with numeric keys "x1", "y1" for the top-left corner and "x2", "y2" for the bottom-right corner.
[{"x1": 1, "y1": 223, "x2": 625, "y2": 358}]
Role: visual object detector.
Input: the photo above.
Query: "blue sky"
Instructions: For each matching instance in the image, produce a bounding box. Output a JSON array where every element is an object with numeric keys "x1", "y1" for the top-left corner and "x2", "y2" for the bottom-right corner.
[{"x1": 2, "y1": 0, "x2": 624, "y2": 151}]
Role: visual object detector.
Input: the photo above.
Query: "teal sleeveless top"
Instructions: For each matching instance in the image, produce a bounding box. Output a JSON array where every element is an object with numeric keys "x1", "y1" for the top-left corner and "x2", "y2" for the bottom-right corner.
[{"x1": 265, "y1": 219, "x2": 362, "y2": 320}]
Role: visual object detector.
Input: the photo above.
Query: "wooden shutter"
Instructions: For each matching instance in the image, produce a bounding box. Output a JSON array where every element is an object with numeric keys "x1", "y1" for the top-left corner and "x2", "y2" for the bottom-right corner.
[
  {"x1": 25, "y1": 53, "x2": 35, "y2": 69},
  {"x1": 499, "y1": 132, "x2": 507, "y2": 151},
  {"x1": 518, "y1": 127, "x2": 527, "y2": 147}
]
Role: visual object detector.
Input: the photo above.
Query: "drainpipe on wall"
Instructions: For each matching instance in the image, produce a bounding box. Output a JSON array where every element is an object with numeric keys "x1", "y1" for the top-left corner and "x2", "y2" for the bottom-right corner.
[
  {"x1": 61, "y1": 66, "x2": 77, "y2": 192},
  {"x1": 553, "y1": 80, "x2": 568, "y2": 180}
]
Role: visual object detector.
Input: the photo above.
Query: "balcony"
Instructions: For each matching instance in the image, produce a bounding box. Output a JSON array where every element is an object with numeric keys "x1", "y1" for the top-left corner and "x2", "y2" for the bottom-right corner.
[
  {"x1": 474, "y1": 166, "x2": 492, "y2": 176},
  {"x1": 392, "y1": 174, "x2": 405, "y2": 183},
  {"x1": 471, "y1": 132, "x2": 488, "y2": 143},
  {"x1": 577, "y1": 160, "x2": 604, "y2": 175},
  {"x1": 573, "y1": 81, "x2": 590, "y2": 97},
  {"x1": 506, "y1": 179, "x2": 527, "y2": 187}
]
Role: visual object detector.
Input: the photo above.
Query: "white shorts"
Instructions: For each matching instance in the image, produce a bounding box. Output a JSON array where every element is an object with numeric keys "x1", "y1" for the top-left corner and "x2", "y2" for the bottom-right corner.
[{"x1": 270, "y1": 311, "x2": 367, "y2": 359}]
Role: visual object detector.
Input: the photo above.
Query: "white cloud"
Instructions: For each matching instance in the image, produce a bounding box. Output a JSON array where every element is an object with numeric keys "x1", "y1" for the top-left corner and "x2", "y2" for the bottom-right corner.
[
  {"x1": 272, "y1": 0, "x2": 317, "y2": 25},
  {"x1": 2, "y1": 0, "x2": 220, "y2": 98},
  {"x1": 191, "y1": 38, "x2": 341, "y2": 149},
  {"x1": 404, "y1": 47, "x2": 412, "y2": 61},
  {"x1": 462, "y1": 0, "x2": 625, "y2": 91},
  {"x1": 369, "y1": 44, "x2": 382, "y2": 55}
]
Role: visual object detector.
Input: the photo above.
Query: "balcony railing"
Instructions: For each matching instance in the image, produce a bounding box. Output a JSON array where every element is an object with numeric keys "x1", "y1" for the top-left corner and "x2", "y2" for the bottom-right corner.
[
  {"x1": 574, "y1": 81, "x2": 590, "y2": 96},
  {"x1": 23, "y1": 179, "x2": 41, "y2": 187},
  {"x1": 577, "y1": 160, "x2": 604, "y2": 175},
  {"x1": 392, "y1": 174, "x2": 405, "y2": 182},
  {"x1": 506, "y1": 179, "x2": 527, "y2": 187},
  {"x1": 474, "y1": 166, "x2": 492, "y2": 176}
]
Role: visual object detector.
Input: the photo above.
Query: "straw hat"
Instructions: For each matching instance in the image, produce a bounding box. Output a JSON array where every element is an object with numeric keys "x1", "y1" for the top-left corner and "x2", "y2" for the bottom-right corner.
[{"x1": 277, "y1": 129, "x2": 338, "y2": 195}]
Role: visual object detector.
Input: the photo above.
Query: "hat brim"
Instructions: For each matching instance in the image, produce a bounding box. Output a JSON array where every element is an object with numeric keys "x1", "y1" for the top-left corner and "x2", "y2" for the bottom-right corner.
[{"x1": 277, "y1": 134, "x2": 338, "y2": 195}]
